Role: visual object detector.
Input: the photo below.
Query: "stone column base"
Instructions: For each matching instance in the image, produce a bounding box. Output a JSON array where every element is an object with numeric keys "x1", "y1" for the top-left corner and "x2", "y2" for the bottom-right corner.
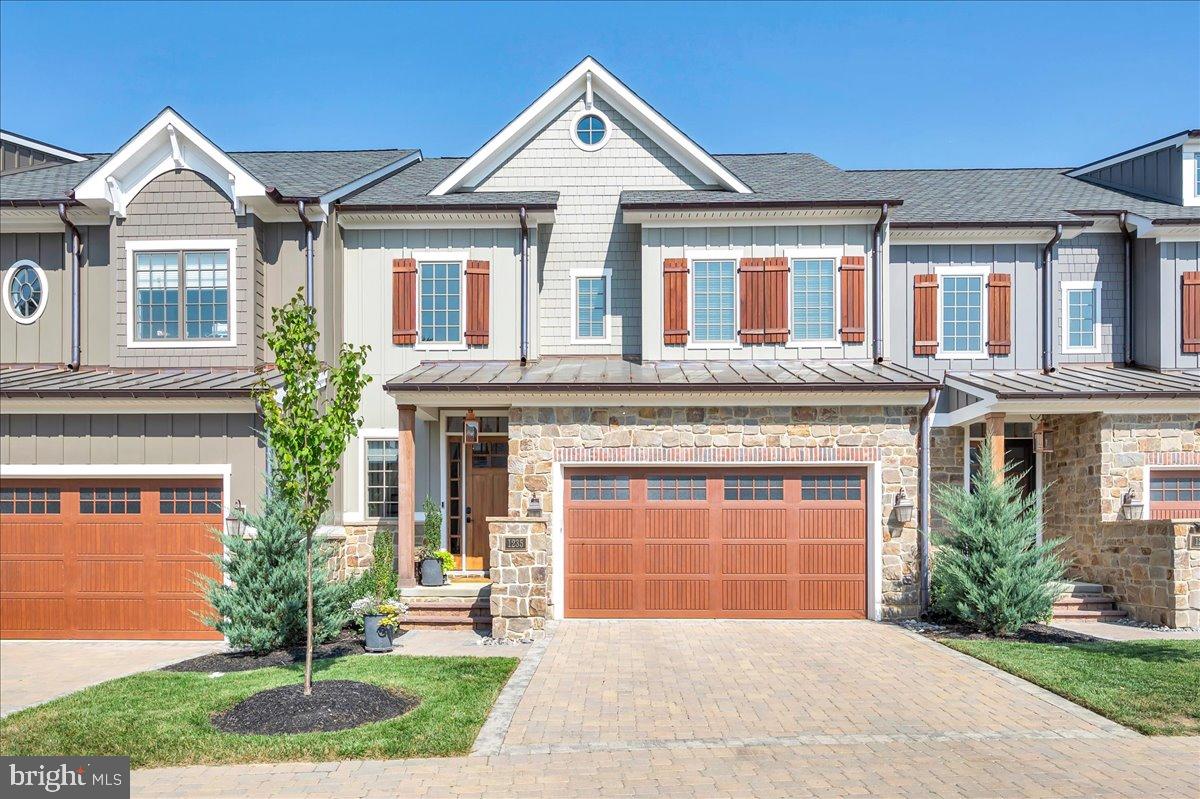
[{"x1": 488, "y1": 516, "x2": 551, "y2": 640}]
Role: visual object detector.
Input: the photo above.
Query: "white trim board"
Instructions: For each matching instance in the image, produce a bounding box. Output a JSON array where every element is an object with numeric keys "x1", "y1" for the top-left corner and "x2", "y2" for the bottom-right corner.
[
  {"x1": 124, "y1": 238, "x2": 239, "y2": 349},
  {"x1": 0, "y1": 130, "x2": 89, "y2": 162}
]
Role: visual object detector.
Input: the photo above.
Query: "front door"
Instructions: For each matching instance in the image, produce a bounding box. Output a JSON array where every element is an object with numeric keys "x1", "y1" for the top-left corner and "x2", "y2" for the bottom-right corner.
[{"x1": 466, "y1": 449, "x2": 508, "y2": 571}]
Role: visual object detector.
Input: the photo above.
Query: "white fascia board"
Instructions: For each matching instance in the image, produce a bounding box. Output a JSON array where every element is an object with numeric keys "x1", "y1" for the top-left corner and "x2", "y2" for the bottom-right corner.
[
  {"x1": 319, "y1": 150, "x2": 423, "y2": 212},
  {"x1": 429, "y1": 56, "x2": 751, "y2": 196},
  {"x1": 73, "y1": 108, "x2": 267, "y2": 217},
  {"x1": 891, "y1": 226, "x2": 1088, "y2": 245},
  {"x1": 1066, "y1": 131, "x2": 1197, "y2": 177},
  {"x1": 0, "y1": 130, "x2": 88, "y2": 162}
]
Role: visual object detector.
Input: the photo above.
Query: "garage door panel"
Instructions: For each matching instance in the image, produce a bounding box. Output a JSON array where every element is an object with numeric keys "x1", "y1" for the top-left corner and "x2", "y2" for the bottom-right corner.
[
  {"x1": 159, "y1": 558, "x2": 218, "y2": 591},
  {"x1": 569, "y1": 543, "x2": 632, "y2": 574},
  {"x1": 645, "y1": 509, "x2": 708, "y2": 538},
  {"x1": 722, "y1": 508, "x2": 788, "y2": 539},
  {"x1": 645, "y1": 543, "x2": 709, "y2": 574},
  {"x1": 158, "y1": 523, "x2": 218, "y2": 555},
  {"x1": 566, "y1": 508, "x2": 633, "y2": 538},
  {"x1": 644, "y1": 579, "x2": 709, "y2": 611},
  {"x1": 722, "y1": 542, "x2": 788, "y2": 574},
  {"x1": 75, "y1": 523, "x2": 143, "y2": 555},
  {"x1": 795, "y1": 543, "x2": 866, "y2": 575},
  {"x1": 1, "y1": 523, "x2": 65, "y2": 555},
  {"x1": 797, "y1": 508, "x2": 865, "y2": 539},
  {"x1": 797, "y1": 579, "x2": 867, "y2": 615},
  {"x1": 722, "y1": 579, "x2": 789, "y2": 612},
  {"x1": 76, "y1": 598, "x2": 147, "y2": 632},
  {"x1": 157, "y1": 599, "x2": 211, "y2": 632},
  {"x1": 77, "y1": 560, "x2": 144, "y2": 592},
  {"x1": 567, "y1": 578, "x2": 633, "y2": 612},
  {"x1": 0, "y1": 598, "x2": 66, "y2": 631},
  {"x1": 1, "y1": 559, "x2": 64, "y2": 591}
]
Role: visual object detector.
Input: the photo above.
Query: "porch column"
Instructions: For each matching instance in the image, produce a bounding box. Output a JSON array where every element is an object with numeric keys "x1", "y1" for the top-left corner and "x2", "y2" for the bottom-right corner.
[
  {"x1": 396, "y1": 403, "x2": 417, "y2": 587},
  {"x1": 984, "y1": 411, "x2": 1005, "y2": 483}
]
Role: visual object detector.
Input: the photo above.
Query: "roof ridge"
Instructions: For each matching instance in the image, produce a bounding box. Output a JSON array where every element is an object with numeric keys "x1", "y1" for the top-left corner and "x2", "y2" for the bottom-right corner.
[
  {"x1": 847, "y1": 166, "x2": 1072, "y2": 173},
  {"x1": 230, "y1": 147, "x2": 414, "y2": 155}
]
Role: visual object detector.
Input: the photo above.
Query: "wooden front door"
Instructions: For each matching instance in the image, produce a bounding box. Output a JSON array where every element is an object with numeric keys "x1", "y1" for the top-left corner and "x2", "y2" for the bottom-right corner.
[
  {"x1": 460, "y1": 440, "x2": 509, "y2": 572},
  {"x1": 0, "y1": 478, "x2": 224, "y2": 640},
  {"x1": 563, "y1": 467, "x2": 868, "y2": 619}
]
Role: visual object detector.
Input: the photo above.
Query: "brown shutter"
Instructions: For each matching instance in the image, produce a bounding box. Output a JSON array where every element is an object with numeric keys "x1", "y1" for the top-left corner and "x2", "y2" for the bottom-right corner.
[
  {"x1": 1184, "y1": 271, "x2": 1200, "y2": 353},
  {"x1": 913, "y1": 273, "x2": 939, "y2": 356},
  {"x1": 986, "y1": 273, "x2": 1012, "y2": 355},
  {"x1": 839, "y1": 255, "x2": 866, "y2": 343},
  {"x1": 738, "y1": 257, "x2": 766, "y2": 344},
  {"x1": 391, "y1": 258, "x2": 417, "y2": 345},
  {"x1": 663, "y1": 258, "x2": 689, "y2": 345},
  {"x1": 762, "y1": 257, "x2": 790, "y2": 344},
  {"x1": 465, "y1": 259, "x2": 490, "y2": 345}
]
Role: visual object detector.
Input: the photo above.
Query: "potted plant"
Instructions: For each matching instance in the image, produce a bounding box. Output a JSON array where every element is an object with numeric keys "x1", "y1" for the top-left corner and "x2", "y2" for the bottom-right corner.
[
  {"x1": 419, "y1": 496, "x2": 447, "y2": 586},
  {"x1": 351, "y1": 596, "x2": 406, "y2": 652}
]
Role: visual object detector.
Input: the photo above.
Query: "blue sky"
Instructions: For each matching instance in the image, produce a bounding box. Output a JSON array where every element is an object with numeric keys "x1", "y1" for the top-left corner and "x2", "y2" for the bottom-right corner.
[{"x1": 2, "y1": 1, "x2": 1197, "y2": 169}]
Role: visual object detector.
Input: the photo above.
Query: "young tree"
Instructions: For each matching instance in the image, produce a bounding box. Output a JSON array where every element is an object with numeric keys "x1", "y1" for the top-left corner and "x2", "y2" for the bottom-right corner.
[
  {"x1": 257, "y1": 289, "x2": 370, "y2": 694},
  {"x1": 931, "y1": 441, "x2": 1066, "y2": 636}
]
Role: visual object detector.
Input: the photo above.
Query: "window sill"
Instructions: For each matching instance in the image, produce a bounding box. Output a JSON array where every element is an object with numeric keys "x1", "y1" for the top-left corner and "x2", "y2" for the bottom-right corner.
[{"x1": 127, "y1": 339, "x2": 237, "y2": 349}]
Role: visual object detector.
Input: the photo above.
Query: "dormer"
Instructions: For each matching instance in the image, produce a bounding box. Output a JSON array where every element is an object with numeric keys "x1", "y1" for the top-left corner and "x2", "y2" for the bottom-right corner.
[{"x1": 1069, "y1": 129, "x2": 1200, "y2": 207}]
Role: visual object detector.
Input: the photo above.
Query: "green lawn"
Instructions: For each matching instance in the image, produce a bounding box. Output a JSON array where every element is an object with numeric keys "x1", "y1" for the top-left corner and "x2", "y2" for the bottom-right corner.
[
  {"x1": 0, "y1": 655, "x2": 518, "y2": 768},
  {"x1": 942, "y1": 638, "x2": 1200, "y2": 735}
]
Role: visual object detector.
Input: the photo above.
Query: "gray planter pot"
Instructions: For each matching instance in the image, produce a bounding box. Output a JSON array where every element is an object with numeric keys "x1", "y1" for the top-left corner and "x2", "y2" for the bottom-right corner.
[
  {"x1": 363, "y1": 614, "x2": 394, "y2": 652},
  {"x1": 419, "y1": 556, "x2": 445, "y2": 587}
]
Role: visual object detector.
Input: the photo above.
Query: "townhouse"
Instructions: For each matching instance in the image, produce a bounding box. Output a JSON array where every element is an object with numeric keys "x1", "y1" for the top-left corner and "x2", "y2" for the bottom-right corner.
[{"x1": 1, "y1": 58, "x2": 1197, "y2": 641}]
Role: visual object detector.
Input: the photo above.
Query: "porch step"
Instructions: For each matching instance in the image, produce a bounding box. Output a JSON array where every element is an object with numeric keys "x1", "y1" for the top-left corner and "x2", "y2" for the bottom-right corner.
[
  {"x1": 401, "y1": 583, "x2": 491, "y2": 600},
  {"x1": 1051, "y1": 608, "x2": 1129, "y2": 620},
  {"x1": 1052, "y1": 596, "x2": 1125, "y2": 611},
  {"x1": 1055, "y1": 581, "x2": 1105, "y2": 596},
  {"x1": 402, "y1": 597, "x2": 492, "y2": 630},
  {"x1": 1052, "y1": 582, "x2": 1127, "y2": 622}
]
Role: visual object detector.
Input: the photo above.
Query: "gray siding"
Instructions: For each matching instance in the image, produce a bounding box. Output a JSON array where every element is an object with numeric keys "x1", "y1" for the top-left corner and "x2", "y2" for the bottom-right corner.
[
  {"x1": 1131, "y1": 237, "x2": 1162, "y2": 367},
  {"x1": 112, "y1": 169, "x2": 255, "y2": 368},
  {"x1": 1156, "y1": 241, "x2": 1200, "y2": 370},
  {"x1": 0, "y1": 412, "x2": 265, "y2": 513},
  {"x1": 1079, "y1": 146, "x2": 1182, "y2": 204},
  {"x1": 474, "y1": 95, "x2": 707, "y2": 357},
  {"x1": 1054, "y1": 233, "x2": 1125, "y2": 365},
  {"x1": 1, "y1": 140, "x2": 71, "y2": 174},
  {"x1": 255, "y1": 218, "x2": 340, "y2": 364}
]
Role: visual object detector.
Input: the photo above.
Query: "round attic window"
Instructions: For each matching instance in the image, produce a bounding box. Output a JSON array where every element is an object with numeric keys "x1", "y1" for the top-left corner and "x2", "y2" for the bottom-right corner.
[
  {"x1": 3, "y1": 260, "x2": 48, "y2": 324},
  {"x1": 571, "y1": 110, "x2": 610, "y2": 152}
]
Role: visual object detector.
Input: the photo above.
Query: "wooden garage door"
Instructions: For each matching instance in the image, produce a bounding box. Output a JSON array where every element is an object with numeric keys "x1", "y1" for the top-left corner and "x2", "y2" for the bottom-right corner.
[
  {"x1": 565, "y1": 467, "x2": 867, "y2": 619},
  {"x1": 1149, "y1": 470, "x2": 1200, "y2": 520},
  {"x1": 0, "y1": 479, "x2": 224, "y2": 639}
]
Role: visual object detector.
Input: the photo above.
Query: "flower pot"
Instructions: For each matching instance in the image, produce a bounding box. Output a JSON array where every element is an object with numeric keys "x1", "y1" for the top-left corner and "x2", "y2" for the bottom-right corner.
[
  {"x1": 363, "y1": 613, "x2": 394, "y2": 652},
  {"x1": 419, "y1": 556, "x2": 445, "y2": 587}
]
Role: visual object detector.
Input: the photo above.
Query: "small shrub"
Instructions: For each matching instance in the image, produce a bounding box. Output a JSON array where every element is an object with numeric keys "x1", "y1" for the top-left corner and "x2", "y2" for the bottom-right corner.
[
  {"x1": 364, "y1": 531, "x2": 397, "y2": 600},
  {"x1": 433, "y1": 549, "x2": 456, "y2": 573},
  {"x1": 931, "y1": 441, "x2": 1066, "y2": 636},
  {"x1": 421, "y1": 495, "x2": 442, "y2": 556}
]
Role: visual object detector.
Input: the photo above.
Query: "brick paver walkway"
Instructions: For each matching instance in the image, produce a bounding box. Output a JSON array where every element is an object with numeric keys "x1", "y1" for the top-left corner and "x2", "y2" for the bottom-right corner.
[{"x1": 132, "y1": 620, "x2": 1200, "y2": 798}]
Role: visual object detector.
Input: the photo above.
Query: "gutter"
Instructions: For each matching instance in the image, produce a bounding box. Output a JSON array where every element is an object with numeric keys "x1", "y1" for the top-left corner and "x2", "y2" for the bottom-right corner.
[
  {"x1": 1040, "y1": 224, "x2": 1063, "y2": 374},
  {"x1": 58, "y1": 203, "x2": 82, "y2": 370},
  {"x1": 871, "y1": 203, "x2": 889, "y2": 362},
  {"x1": 891, "y1": 220, "x2": 1091, "y2": 230},
  {"x1": 337, "y1": 201, "x2": 557, "y2": 213},
  {"x1": 619, "y1": 198, "x2": 902, "y2": 211},
  {"x1": 1117, "y1": 212, "x2": 1135, "y2": 365},
  {"x1": 519, "y1": 206, "x2": 530, "y2": 365},
  {"x1": 917, "y1": 386, "x2": 941, "y2": 612},
  {"x1": 382, "y1": 379, "x2": 940, "y2": 393},
  {"x1": 297, "y1": 200, "x2": 316, "y2": 305}
]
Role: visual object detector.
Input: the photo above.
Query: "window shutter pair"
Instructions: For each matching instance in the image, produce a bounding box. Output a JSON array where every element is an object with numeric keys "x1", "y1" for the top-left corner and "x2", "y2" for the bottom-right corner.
[
  {"x1": 391, "y1": 258, "x2": 490, "y2": 346},
  {"x1": 839, "y1": 256, "x2": 866, "y2": 343},
  {"x1": 986, "y1": 273, "x2": 1012, "y2": 355},
  {"x1": 911, "y1": 272, "x2": 1012, "y2": 356},
  {"x1": 662, "y1": 258, "x2": 689, "y2": 345},
  {"x1": 738, "y1": 257, "x2": 789, "y2": 344},
  {"x1": 1184, "y1": 271, "x2": 1200, "y2": 354}
]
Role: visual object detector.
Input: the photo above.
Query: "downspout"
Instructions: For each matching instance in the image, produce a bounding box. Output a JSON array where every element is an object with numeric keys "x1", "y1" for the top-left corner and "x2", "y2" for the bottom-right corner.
[
  {"x1": 296, "y1": 200, "x2": 315, "y2": 306},
  {"x1": 871, "y1": 202, "x2": 890, "y2": 362},
  {"x1": 1040, "y1": 224, "x2": 1063, "y2": 374},
  {"x1": 58, "y1": 203, "x2": 82, "y2": 370},
  {"x1": 1117, "y1": 212, "x2": 1135, "y2": 365},
  {"x1": 917, "y1": 386, "x2": 941, "y2": 613},
  {"x1": 519, "y1": 206, "x2": 530, "y2": 366}
]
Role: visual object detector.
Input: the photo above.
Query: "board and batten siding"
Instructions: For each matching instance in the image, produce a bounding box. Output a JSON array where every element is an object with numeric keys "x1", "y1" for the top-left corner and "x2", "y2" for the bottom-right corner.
[
  {"x1": 473, "y1": 95, "x2": 708, "y2": 357},
  {"x1": 255, "y1": 217, "x2": 343, "y2": 365},
  {"x1": 1079, "y1": 146, "x2": 1183, "y2": 204},
  {"x1": 1155, "y1": 240, "x2": 1200, "y2": 370},
  {"x1": 640, "y1": 224, "x2": 872, "y2": 362},
  {"x1": 0, "y1": 412, "x2": 265, "y2": 514},
  {"x1": 1, "y1": 226, "x2": 111, "y2": 365},
  {"x1": 111, "y1": 169, "x2": 255, "y2": 368}
]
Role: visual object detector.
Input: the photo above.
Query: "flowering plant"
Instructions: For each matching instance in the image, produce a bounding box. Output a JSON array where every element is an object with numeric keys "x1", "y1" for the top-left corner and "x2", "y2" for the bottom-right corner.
[{"x1": 349, "y1": 596, "x2": 407, "y2": 629}]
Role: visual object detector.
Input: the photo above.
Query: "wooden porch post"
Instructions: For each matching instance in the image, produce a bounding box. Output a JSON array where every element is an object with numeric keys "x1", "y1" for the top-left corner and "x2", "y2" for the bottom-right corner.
[
  {"x1": 396, "y1": 403, "x2": 417, "y2": 587},
  {"x1": 984, "y1": 411, "x2": 1005, "y2": 484}
]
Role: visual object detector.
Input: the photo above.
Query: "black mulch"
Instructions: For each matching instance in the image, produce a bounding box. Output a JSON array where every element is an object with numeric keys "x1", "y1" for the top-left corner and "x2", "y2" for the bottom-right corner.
[
  {"x1": 928, "y1": 621, "x2": 1102, "y2": 645},
  {"x1": 212, "y1": 680, "x2": 419, "y2": 735},
  {"x1": 164, "y1": 630, "x2": 405, "y2": 674}
]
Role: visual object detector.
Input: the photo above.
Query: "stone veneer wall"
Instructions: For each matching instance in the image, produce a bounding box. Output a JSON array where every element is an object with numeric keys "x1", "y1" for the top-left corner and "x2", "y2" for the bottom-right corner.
[
  {"x1": 487, "y1": 516, "x2": 551, "y2": 640},
  {"x1": 327, "y1": 523, "x2": 420, "y2": 581},
  {"x1": 1042, "y1": 414, "x2": 1105, "y2": 549},
  {"x1": 505, "y1": 405, "x2": 922, "y2": 624},
  {"x1": 929, "y1": 426, "x2": 964, "y2": 533}
]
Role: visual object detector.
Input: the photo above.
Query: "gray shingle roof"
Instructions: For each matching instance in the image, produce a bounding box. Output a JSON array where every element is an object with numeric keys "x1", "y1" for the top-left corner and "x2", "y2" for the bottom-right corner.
[
  {"x1": 386, "y1": 357, "x2": 936, "y2": 392},
  {"x1": 0, "y1": 158, "x2": 104, "y2": 202},
  {"x1": 339, "y1": 157, "x2": 558, "y2": 208},
  {"x1": 0, "y1": 364, "x2": 280, "y2": 397},
  {"x1": 948, "y1": 367, "x2": 1200, "y2": 399}
]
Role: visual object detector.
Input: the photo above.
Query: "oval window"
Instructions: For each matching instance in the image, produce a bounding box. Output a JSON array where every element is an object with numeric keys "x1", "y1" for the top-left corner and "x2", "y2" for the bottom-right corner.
[
  {"x1": 4, "y1": 260, "x2": 47, "y2": 324},
  {"x1": 574, "y1": 113, "x2": 608, "y2": 149}
]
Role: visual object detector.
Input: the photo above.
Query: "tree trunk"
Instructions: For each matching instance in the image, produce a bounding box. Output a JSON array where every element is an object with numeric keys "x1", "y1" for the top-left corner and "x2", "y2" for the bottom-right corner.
[{"x1": 304, "y1": 531, "x2": 314, "y2": 696}]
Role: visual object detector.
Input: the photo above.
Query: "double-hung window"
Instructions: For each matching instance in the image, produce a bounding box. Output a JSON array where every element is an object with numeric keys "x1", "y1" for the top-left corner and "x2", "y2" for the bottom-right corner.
[
  {"x1": 572, "y1": 269, "x2": 609, "y2": 342},
  {"x1": 419, "y1": 261, "x2": 462, "y2": 345},
  {"x1": 691, "y1": 259, "x2": 736, "y2": 343},
  {"x1": 365, "y1": 439, "x2": 399, "y2": 518},
  {"x1": 1062, "y1": 281, "x2": 1101, "y2": 353},
  {"x1": 939, "y1": 274, "x2": 984, "y2": 356},
  {"x1": 130, "y1": 241, "x2": 234, "y2": 345},
  {"x1": 791, "y1": 258, "x2": 836, "y2": 341}
]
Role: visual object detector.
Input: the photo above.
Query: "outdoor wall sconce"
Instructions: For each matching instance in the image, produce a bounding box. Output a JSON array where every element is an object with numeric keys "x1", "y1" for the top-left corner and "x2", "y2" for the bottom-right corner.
[
  {"x1": 527, "y1": 495, "x2": 543, "y2": 517},
  {"x1": 463, "y1": 409, "x2": 480, "y2": 444},
  {"x1": 225, "y1": 499, "x2": 246, "y2": 537},
  {"x1": 1120, "y1": 488, "x2": 1144, "y2": 521},
  {"x1": 1033, "y1": 416, "x2": 1053, "y2": 454},
  {"x1": 892, "y1": 488, "x2": 915, "y2": 524}
]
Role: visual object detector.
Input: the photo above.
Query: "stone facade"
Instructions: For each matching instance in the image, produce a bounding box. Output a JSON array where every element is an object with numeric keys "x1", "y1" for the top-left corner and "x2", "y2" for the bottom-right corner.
[
  {"x1": 487, "y1": 516, "x2": 551, "y2": 640},
  {"x1": 505, "y1": 404, "x2": 923, "y2": 623},
  {"x1": 327, "y1": 523, "x2": 398, "y2": 580},
  {"x1": 929, "y1": 425, "x2": 965, "y2": 533}
]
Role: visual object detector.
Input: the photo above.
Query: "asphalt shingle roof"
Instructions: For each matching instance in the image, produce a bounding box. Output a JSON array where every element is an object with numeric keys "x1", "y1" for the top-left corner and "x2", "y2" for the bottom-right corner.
[{"x1": 339, "y1": 157, "x2": 559, "y2": 208}]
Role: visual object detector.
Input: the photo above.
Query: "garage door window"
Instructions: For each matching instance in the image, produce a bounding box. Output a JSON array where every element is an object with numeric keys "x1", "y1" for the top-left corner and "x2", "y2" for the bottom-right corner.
[
  {"x1": 724, "y1": 475, "x2": 784, "y2": 500},
  {"x1": 1151, "y1": 474, "x2": 1199, "y2": 503},
  {"x1": 647, "y1": 475, "x2": 707, "y2": 501},
  {"x1": 79, "y1": 487, "x2": 141, "y2": 514},
  {"x1": 801, "y1": 475, "x2": 862, "y2": 501},
  {"x1": 161, "y1": 487, "x2": 222, "y2": 514},
  {"x1": 0, "y1": 487, "x2": 60, "y2": 514},
  {"x1": 571, "y1": 475, "x2": 629, "y2": 501}
]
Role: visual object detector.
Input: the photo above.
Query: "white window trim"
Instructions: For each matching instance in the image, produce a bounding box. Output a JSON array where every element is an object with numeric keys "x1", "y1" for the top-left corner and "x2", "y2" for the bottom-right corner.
[
  {"x1": 686, "y1": 250, "x2": 742, "y2": 350},
  {"x1": 569, "y1": 107, "x2": 612, "y2": 153},
  {"x1": 3, "y1": 259, "x2": 49, "y2": 325},
  {"x1": 934, "y1": 265, "x2": 989, "y2": 360},
  {"x1": 124, "y1": 239, "x2": 238, "y2": 349},
  {"x1": 1183, "y1": 146, "x2": 1200, "y2": 207},
  {"x1": 412, "y1": 249, "x2": 469, "y2": 352},
  {"x1": 569, "y1": 266, "x2": 612, "y2": 344},
  {"x1": 782, "y1": 246, "x2": 843, "y2": 347},
  {"x1": 1061, "y1": 280, "x2": 1102, "y2": 355},
  {"x1": 363, "y1": 436, "x2": 400, "y2": 521}
]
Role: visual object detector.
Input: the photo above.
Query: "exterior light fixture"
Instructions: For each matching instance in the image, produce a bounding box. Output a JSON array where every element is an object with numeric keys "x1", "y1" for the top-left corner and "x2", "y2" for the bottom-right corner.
[
  {"x1": 463, "y1": 409, "x2": 480, "y2": 444},
  {"x1": 527, "y1": 494, "x2": 543, "y2": 517},
  {"x1": 892, "y1": 488, "x2": 915, "y2": 524},
  {"x1": 1033, "y1": 416, "x2": 1053, "y2": 454},
  {"x1": 225, "y1": 499, "x2": 246, "y2": 537},
  {"x1": 1120, "y1": 488, "x2": 1144, "y2": 521}
]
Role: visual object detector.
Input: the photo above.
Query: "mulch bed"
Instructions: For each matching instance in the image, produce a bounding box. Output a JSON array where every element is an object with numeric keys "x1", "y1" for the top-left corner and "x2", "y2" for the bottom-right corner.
[
  {"x1": 211, "y1": 680, "x2": 419, "y2": 735},
  {"x1": 926, "y1": 621, "x2": 1102, "y2": 645},
  {"x1": 164, "y1": 629, "x2": 405, "y2": 674}
]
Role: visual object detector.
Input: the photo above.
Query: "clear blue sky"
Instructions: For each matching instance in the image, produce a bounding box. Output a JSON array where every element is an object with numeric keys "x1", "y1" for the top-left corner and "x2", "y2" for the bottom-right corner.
[{"x1": 2, "y1": 1, "x2": 1197, "y2": 169}]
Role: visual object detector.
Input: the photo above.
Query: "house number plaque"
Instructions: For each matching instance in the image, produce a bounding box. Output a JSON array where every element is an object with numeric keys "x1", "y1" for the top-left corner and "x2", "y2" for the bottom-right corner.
[{"x1": 504, "y1": 537, "x2": 527, "y2": 552}]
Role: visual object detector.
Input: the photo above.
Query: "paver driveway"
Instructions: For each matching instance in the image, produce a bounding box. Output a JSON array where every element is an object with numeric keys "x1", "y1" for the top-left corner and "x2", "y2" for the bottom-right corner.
[{"x1": 131, "y1": 620, "x2": 1199, "y2": 798}]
